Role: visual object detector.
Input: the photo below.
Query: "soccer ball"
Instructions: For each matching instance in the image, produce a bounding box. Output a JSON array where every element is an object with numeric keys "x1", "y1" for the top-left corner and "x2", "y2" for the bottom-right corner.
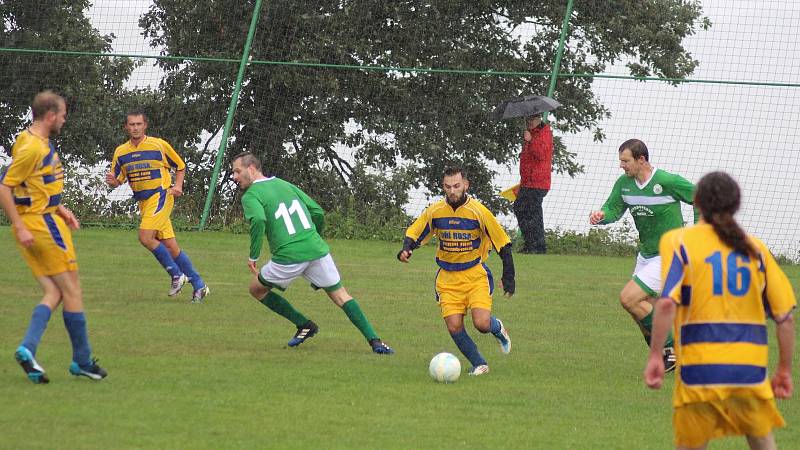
[{"x1": 429, "y1": 352, "x2": 461, "y2": 383}]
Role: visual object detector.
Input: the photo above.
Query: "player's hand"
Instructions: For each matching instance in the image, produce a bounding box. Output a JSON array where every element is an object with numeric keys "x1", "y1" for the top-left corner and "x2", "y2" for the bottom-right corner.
[
  {"x1": 643, "y1": 353, "x2": 665, "y2": 389},
  {"x1": 523, "y1": 130, "x2": 532, "y2": 142},
  {"x1": 397, "y1": 249, "x2": 412, "y2": 262},
  {"x1": 104, "y1": 172, "x2": 120, "y2": 188},
  {"x1": 500, "y1": 277, "x2": 515, "y2": 297},
  {"x1": 589, "y1": 210, "x2": 605, "y2": 225},
  {"x1": 247, "y1": 260, "x2": 258, "y2": 275},
  {"x1": 13, "y1": 223, "x2": 34, "y2": 248},
  {"x1": 771, "y1": 368, "x2": 794, "y2": 399},
  {"x1": 169, "y1": 185, "x2": 183, "y2": 197},
  {"x1": 58, "y1": 207, "x2": 80, "y2": 230}
]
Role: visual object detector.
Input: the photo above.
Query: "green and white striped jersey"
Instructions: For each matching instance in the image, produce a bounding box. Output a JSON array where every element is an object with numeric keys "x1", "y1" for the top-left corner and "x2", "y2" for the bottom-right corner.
[
  {"x1": 600, "y1": 168, "x2": 696, "y2": 258},
  {"x1": 242, "y1": 177, "x2": 329, "y2": 264}
]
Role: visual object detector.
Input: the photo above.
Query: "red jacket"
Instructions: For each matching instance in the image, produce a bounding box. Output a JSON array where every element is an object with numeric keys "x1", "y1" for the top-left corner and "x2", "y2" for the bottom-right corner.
[{"x1": 519, "y1": 124, "x2": 553, "y2": 190}]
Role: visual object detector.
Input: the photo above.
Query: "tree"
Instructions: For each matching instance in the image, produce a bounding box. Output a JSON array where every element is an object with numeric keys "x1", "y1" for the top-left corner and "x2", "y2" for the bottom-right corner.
[{"x1": 0, "y1": 0, "x2": 138, "y2": 165}]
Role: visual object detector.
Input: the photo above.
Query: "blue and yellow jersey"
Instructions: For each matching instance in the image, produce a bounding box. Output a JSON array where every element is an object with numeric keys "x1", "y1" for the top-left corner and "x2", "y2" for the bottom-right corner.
[
  {"x1": 660, "y1": 224, "x2": 796, "y2": 407},
  {"x1": 0, "y1": 130, "x2": 64, "y2": 215},
  {"x1": 406, "y1": 197, "x2": 511, "y2": 271},
  {"x1": 110, "y1": 136, "x2": 185, "y2": 201}
]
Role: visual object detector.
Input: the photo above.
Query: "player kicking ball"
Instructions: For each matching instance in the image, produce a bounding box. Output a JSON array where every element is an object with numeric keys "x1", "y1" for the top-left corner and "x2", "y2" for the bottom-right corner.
[{"x1": 231, "y1": 152, "x2": 393, "y2": 354}]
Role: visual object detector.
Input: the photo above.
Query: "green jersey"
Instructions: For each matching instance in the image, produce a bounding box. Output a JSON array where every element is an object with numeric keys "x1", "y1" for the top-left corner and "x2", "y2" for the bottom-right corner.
[
  {"x1": 600, "y1": 168, "x2": 697, "y2": 258},
  {"x1": 242, "y1": 177, "x2": 329, "y2": 264}
]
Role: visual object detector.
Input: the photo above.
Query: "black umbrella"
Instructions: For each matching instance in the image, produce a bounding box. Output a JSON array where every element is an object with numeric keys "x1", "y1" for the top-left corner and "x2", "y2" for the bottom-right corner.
[{"x1": 490, "y1": 95, "x2": 561, "y2": 120}]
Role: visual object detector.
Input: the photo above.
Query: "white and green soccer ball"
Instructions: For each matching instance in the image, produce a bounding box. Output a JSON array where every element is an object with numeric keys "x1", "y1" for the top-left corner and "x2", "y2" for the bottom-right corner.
[{"x1": 429, "y1": 352, "x2": 461, "y2": 383}]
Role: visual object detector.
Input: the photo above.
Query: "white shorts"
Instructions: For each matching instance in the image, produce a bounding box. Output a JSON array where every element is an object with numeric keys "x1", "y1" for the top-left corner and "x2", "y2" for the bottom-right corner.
[
  {"x1": 632, "y1": 253, "x2": 661, "y2": 297},
  {"x1": 259, "y1": 254, "x2": 341, "y2": 291}
]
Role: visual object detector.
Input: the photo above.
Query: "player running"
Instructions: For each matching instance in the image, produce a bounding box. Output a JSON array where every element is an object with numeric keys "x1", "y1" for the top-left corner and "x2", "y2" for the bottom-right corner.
[
  {"x1": 590, "y1": 139, "x2": 696, "y2": 372},
  {"x1": 398, "y1": 166, "x2": 514, "y2": 376},
  {"x1": 231, "y1": 152, "x2": 393, "y2": 354}
]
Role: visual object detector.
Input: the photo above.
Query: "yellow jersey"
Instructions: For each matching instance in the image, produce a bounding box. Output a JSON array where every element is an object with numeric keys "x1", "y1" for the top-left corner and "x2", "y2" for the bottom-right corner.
[
  {"x1": 110, "y1": 136, "x2": 185, "y2": 201},
  {"x1": 406, "y1": 197, "x2": 511, "y2": 271},
  {"x1": 0, "y1": 130, "x2": 64, "y2": 215},
  {"x1": 660, "y1": 224, "x2": 796, "y2": 407}
]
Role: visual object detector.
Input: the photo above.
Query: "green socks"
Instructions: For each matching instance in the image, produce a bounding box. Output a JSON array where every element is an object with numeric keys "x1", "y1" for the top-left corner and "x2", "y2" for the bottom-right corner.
[
  {"x1": 260, "y1": 291, "x2": 308, "y2": 327},
  {"x1": 639, "y1": 310, "x2": 674, "y2": 348},
  {"x1": 342, "y1": 299, "x2": 379, "y2": 341}
]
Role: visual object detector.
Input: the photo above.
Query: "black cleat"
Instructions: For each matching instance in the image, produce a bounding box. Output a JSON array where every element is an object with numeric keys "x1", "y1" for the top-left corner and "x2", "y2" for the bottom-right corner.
[
  {"x1": 69, "y1": 358, "x2": 108, "y2": 380},
  {"x1": 663, "y1": 347, "x2": 677, "y2": 373},
  {"x1": 288, "y1": 321, "x2": 319, "y2": 347},
  {"x1": 369, "y1": 339, "x2": 395, "y2": 355}
]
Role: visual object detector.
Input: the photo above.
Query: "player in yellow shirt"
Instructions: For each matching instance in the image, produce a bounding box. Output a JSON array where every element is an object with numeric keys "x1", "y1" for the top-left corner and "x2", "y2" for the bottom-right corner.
[
  {"x1": 0, "y1": 91, "x2": 106, "y2": 383},
  {"x1": 106, "y1": 111, "x2": 208, "y2": 302},
  {"x1": 644, "y1": 171, "x2": 795, "y2": 450},
  {"x1": 398, "y1": 167, "x2": 514, "y2": 376}
]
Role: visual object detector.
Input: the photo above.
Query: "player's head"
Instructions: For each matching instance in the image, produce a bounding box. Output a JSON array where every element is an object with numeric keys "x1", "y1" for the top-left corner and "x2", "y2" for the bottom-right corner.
[
  {"x1": 31, "y1": 90, "x2": 67, "y2": 136},
  {"x1": 124, "y1": 109, "x2": 149, "y2": 140},
  {"x1": 231, "y1": 152, "x2": 263, "y2": 189},
  {"x1": 442, "y1": 166, "x2": 469, "y2": 207},
  {"x1": 618, "y1": 139, "x2": 649, "y2": 177},
  {"x1": 695, "y1": 171, "x2": 756, "y2": 257}
]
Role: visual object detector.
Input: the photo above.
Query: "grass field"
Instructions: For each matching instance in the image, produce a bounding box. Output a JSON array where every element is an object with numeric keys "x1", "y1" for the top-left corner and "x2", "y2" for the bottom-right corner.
[{"x1": 1, "y1": 227, "x2": 798, "y2": 449}]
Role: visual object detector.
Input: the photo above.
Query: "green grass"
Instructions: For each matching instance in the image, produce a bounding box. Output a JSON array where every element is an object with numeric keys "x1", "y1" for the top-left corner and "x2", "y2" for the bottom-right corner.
[{"x1": 1, "y1": 227, "x2": 798, "y2": 449}]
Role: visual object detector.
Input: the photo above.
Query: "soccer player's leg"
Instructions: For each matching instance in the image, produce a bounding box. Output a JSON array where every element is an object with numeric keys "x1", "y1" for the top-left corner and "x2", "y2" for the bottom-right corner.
[
  {"x1": 439, "y1": 271, "x2": 487, "y2": 374},
  {"x1": 155, "y1": 198, "x2": 208, "y2": 301},
  {"x1": 139, "y1": 193, "x2": 184, "y2": 294},
  {"x1": 12, "y1": 213, "x2": 78, "y2": 383},
  {"x1": 52, "y1": 270, "x2": 107, "y2": 380},
  {"x1": 252, "y1": 261, "x2": 316, "y2": 347},
  {"x1": 468, "y1": 264, "x2": 511, "y2": 354},
  {"x1": 307, "y1": 255, "x2": 393, "y2": 354}
]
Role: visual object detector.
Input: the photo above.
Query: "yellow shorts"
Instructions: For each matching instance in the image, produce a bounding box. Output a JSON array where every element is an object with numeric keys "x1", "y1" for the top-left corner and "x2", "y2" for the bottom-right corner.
[
  {"x1": 138, "y1": 190, "x2": 175, "y2": 240},
  {"x1": 435, "y1": 263, "x2": 494, "y2": 318},
  {"x1": 674, "y1": 397, "x2": 785, "y2": 448},
  {"x1": 14, "y1": 212, "x2": 78, "y2": 277}
]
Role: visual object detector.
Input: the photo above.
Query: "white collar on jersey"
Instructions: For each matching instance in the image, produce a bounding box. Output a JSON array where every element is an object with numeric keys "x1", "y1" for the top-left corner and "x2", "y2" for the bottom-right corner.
[
  {"x1": 252, "y1": 177, "x2": 275, "y2": 185},
  {"x1": 635, "y1": 167, "x2": 657, "y2": 190}
]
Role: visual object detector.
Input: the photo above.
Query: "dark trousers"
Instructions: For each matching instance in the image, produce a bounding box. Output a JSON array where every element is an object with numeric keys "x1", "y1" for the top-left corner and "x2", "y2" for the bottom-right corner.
[{"x1": 513, "y1": 187, "x2": 548, "y2": 253}]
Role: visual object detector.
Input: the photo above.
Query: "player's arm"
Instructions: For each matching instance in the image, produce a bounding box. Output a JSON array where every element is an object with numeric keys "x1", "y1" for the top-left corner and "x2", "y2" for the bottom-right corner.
[
  {"x1": 397, "y1": 208, "x2": 433, "y2": 262},
  {"x1": 0, "y1": 149, "x2": 39, "y2": 247},
  {"x1": 756, "y1": 238, "x2": 797, "y2": 398},
  {"x1": 56, "y1": 204, "x2": 80, "y2": 230},
  {"x1": 106, "y1": 152, "x2": 126, "y2": 188},
  {"x1": 170, "y1": 169, "x2": 185, "y2": 197},
  {"x1": 591, "y1": 179, "x2": 626, "y2": 225},
  {"x1": 644, "y1": 230, "x2": 685, "y2": 389},
  {"x1": 668, "y1": 174, "x2": 699, "y2": 223},
  {"x1": 162, "y1": 141, "x2": 186, "y2": 197},
  {"x1": 481, "y1": 206, "x2": 515, "y2": 296},
  {"x1": 242, "y1": 193, "x2": 267, "y2": 266}
]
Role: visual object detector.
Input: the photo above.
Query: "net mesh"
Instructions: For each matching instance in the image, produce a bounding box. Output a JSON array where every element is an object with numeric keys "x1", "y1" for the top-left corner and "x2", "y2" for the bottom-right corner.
[{"x1": 1, "y1": 0, "x2": 798, "y2": 259}]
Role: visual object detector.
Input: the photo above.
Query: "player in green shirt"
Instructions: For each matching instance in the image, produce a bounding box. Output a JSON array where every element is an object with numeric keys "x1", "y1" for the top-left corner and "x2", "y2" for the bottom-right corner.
[
  {"x1": 232, "y1": 152, "x2": 394, "y2": 354},
  {"x1": 590, "y1": 139, "x2": 697, "y2": 372}
]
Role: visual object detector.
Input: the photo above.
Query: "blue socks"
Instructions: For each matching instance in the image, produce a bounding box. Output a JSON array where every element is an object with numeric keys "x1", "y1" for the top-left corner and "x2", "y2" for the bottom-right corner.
[
  {"x1": 21, "y1": 304, "x2": 52, "y2": 355},
  {"x1": 63, "y1": 311, "x2": 92, "y2": 368},
  {"x1": 489, "y1": 316, "x2": 502, "y2": 337},
  {"x1": 174, "y1": 251, "x2": 205, "y2": 290},
  {"x1": 151, "y1": 243, "x2": 182, "y2": 278},
  {"x1": 449, "y1": 328, "x2": 486, "y2": 368}
]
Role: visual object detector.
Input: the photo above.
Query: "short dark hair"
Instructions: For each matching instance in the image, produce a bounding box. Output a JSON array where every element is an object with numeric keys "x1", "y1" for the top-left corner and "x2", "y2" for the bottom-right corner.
[
  {"x1": 233, "y1": 152, "x2": 262, "y2": 171},
  {"x1": 443, "y1": 166, "x2": 468, "y2": 180},
  {"x1": 125, "y1": 109, "x2": 148, "y2": 124},
  {"x1": 619, "y1": 139, "x2": 649, "y2": 161},
  {"x1": 31, "y1": 90, "x2": 65, "y2": 120}
]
